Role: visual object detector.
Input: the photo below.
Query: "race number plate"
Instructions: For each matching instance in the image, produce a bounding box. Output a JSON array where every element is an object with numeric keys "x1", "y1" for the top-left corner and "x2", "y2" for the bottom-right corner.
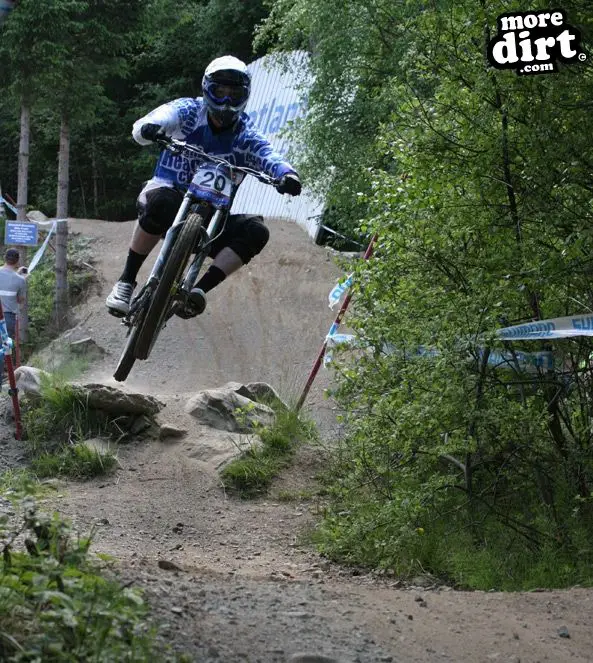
[{"x1": 188, "y1": 163, "x2": 233, "y2": 209}]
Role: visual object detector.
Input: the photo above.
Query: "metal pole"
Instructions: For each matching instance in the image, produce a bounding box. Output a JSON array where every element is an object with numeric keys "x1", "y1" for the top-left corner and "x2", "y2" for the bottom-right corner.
[
  {"x1": 296, "y1": 233, "x2": 378, "y2": 411},
  {"x1": 0, "y1": 299, "x2": 22, "y2": 440}
]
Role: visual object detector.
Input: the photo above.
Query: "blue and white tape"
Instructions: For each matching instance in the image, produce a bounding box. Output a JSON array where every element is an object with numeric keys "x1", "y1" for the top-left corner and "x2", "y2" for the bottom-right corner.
[
  {"x1": 0, "y1": 315, "x2": 13, "y2": 359},
  {"x1": 497, "y1": 314, "x2": 593, "y2": 340},
  {"x1": 28, "y1": 221, "x2": 57, "y2": 273},
  {"x1": 328, "y1": 273, "x2": 354, "y2": 310},
  {"x1": 0, "y1": 195, "x2": 17, "y2": 215},
  {"x1": 323, "y1": 331, "x2": 357, "y2": 366}
]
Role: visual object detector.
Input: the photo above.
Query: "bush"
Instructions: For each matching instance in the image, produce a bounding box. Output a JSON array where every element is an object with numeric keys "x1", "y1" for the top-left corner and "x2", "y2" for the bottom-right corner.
[
  {"x1": 0, "y1": 494, "x2": 184, "y2": 661},
  {"x1": 284, "y1": 1, "x2": 593, "y2": 590},
  {"x1": 25, "y1": 235, "x2": 97, "y2": 352}
]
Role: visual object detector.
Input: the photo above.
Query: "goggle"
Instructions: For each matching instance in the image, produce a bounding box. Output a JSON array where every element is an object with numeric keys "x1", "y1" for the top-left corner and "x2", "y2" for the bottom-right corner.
[{"x1": 206, "y1": 81, "x2": 248, "y2": 106}]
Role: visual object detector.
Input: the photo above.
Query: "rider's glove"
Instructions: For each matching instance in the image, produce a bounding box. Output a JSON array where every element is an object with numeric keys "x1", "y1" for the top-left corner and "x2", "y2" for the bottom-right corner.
[
  {"x1": 276, "y1": 173, "x2": 302, "y2": 196},
  {"x1": 140, "y1": 123, "x2": 167, "y2": 142}
]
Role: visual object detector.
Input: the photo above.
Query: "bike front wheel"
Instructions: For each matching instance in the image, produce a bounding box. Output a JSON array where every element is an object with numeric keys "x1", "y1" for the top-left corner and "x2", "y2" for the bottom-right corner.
[
  {"x1": 134, "y1": 212, "x2": 204, "y2": 360},
  {"x1": 113, "y1": 319, "x2": 141, "y2": 382}
]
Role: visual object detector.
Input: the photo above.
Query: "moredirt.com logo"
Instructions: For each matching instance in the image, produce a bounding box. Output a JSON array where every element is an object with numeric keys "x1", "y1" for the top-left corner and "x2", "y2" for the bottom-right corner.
[{"x1": 487, "y1": 8, "x2": 585, "y2": 75}]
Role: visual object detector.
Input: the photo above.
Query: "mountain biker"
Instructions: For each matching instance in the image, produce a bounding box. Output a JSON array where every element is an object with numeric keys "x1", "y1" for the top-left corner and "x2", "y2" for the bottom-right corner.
[{"x1": 106, "y1": 55, "x2": 302, "y2": 319}]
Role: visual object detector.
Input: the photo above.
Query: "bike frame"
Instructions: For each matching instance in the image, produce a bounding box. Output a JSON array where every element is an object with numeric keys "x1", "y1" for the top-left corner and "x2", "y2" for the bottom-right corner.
[{"x1": 126, "y1": 139, "x2": 277, "y2": 322}]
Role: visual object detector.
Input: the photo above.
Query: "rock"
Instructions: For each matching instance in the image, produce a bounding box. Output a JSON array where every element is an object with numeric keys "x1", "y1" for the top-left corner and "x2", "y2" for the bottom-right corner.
[
  {"x1": 245, "y1": 381, "x2": 284, "y2": 404},
  {"x1": 558, "y1": 626, "x2": 570, "y2": 638},
  {"x1": 69, "y1": 337, "x2": 105, "y2": 357},
  {"x1": 26, "y1": 210, "x2": 48, "y2": 222},
  {"x1": 222, "y1": 381, "x2": 285, "y2": 407},
  {"x1": 410, "y1": 575, "x2": 434, "y2": 588},
  {"x1": 14, "y1": 366, "x2": 50, "y2": 397},
  {"x1": 158, "y1": 424, "x2": 188, "y2": 440},
  {"x1": 130, "y1": 415, "x2": 153, "y2": 436},
  {"x1": 288, "y1": 655, "x2": 340, "y2": 663},
  {"x1": 158, "y1": 559, "x2": 183, "y2": 572},
  {"x1": 71, "y1": 384, "x2": 163, "y2": 417},
  {"x1": 185, "y1": 386, "x2": 275, "y2": 433}
]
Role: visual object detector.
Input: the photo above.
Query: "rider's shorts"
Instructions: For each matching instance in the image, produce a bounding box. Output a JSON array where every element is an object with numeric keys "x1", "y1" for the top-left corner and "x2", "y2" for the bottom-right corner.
[{"x1": 137, "y1": 185, "x2": 269, "y2": 264}]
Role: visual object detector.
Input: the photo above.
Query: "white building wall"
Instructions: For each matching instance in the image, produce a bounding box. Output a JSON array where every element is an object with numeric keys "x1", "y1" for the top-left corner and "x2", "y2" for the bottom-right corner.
[{"x1": 232, "y1": 51, "x2": 323, "y2": 239}]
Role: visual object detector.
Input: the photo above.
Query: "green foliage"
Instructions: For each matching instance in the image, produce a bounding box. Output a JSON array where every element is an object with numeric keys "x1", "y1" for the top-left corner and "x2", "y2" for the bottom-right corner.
[
  {"x1": 266, "y1": 0, "x2": 593, "y2": 589},
  {"x1": 221, "y1": 406, "x2": 317, "y2": 497},
  {"x1": 29, "y1": 345, "x2": 90, "y2": 384},
  {"x1": 31, "y1": 443, "x2": 117, "y2": 481},
  {"x1": 23, "y1": 374, "x2": 118, "y2": 480},
  {"x1": 0, "y1": 496, "x2": 183, "y2": 661},
  {"x1": 0, "y1": 0, "x2": 269, "y2": 220},
  {"x1": 24, "y1": 235, "x2": 97, "y2": 351},
  {"x1": 257, "y1": 0, "x2": 416, "y2": 239},
  {"x1": 0, "y1": 470, "x2": 38, "y2": 497},
  {"x1": 221, "y1": 451, "x2": 279, "y2": 496}
]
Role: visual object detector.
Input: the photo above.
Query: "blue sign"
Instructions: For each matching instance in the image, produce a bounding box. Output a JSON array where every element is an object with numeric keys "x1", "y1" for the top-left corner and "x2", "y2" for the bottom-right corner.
[{"x1": 4, "y1": 221, "x2": 38, "y2": 246}]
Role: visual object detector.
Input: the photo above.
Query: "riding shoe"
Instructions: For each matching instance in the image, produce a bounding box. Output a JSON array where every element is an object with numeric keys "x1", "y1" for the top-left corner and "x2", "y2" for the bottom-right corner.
[
  {"x1": 176, "y1": 287, "x2": 207, "y2": 319},
  {"x1": 106, "y1": 280, "x2": 136, "y2": 317}
]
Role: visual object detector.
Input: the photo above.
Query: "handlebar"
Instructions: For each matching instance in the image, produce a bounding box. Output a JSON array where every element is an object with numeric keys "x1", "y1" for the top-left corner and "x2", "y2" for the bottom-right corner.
[{"x1": 156, "y1": 136, "x2": 280, "y2": 188}]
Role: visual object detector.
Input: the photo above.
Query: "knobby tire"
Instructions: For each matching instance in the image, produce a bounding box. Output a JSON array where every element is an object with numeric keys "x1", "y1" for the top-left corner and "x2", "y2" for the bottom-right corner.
[
  {"x1": 113, "y1": 319, "x2": 141, "y2": 382},
  {"x1": 134, "y1": 213, "x2": 203, "y2": 360}
]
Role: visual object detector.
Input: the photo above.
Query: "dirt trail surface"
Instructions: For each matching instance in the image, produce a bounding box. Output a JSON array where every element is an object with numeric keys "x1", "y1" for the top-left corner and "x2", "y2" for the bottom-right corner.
[
  {"x1": 69, "y1": 217, "x2": 339, "y2": 416},
  {"x1": 14, "y1": 218, "x2": 593, "y2": 662}
]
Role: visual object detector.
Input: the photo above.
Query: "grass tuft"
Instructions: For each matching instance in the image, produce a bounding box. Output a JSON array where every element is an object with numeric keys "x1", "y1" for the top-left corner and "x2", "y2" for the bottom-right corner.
[
  {"x1": 22, "y1": 373, "x2": 118, "y2": 481},
  {"x1": 221, "y1": 407, "x2": 317, "y2": 497}
]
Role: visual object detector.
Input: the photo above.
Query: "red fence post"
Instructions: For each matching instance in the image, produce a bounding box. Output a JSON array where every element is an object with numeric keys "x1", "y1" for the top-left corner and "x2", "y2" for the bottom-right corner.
[
  {"x1": 14, "y1": 315, "x2": 21, "y2": 368},
  {"x1": 0, "y1": 300, "x2": 22, "y2": 440},
  {"x1": 296, "y1": 234, "x2": 378, "y2": 412}
]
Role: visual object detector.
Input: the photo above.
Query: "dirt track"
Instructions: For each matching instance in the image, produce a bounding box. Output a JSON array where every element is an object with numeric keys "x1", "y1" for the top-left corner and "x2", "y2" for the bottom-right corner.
[
  {"x1": 70, "y1": 217, "x2": 340, "y2": 417},
  {"x1": 12, "y1": 217, "x2": 593, "y2": 662}
]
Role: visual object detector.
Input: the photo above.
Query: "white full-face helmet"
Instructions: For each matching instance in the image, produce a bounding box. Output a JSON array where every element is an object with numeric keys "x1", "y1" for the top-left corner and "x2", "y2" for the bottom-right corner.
[{"x1": 202, "y1": 55, "x2": 251, "y2": 128}]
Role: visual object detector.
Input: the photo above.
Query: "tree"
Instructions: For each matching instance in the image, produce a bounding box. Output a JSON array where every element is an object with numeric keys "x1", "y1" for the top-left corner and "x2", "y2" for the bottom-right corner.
[
  {"x1": 0, "y1": 0, "x2": 49, "y2": 222},
  {"x1": 27, "y1": 0, "x2": 142, "y2": 327},
  {"x1": 264, "y1": 0, "x2": 593, "y2": 588}
]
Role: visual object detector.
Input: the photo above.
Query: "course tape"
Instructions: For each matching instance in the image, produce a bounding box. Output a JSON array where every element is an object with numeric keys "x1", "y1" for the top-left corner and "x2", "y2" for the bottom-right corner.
[
  {"x1": 329, "y1": 272, "x2": 593, "y2": 342},
  {"x1": 496, "y1": 314, "x2": 593, "y2": 340},
  {"x1": 328, "y1": 273, "x2": 353, "y2": 310},
  {"x1": 0, "y1": 315, "x2": 13, "y2": 359},
  {"x1": 0, "y1": 195, "x2": 17, "y2": 215},
  {"x1": 28, "y1": 221, "x2": 57, "y2": 273}
]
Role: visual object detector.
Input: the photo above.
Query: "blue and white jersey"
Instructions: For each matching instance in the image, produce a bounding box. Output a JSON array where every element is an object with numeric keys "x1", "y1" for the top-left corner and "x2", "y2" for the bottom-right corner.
[{"x1": 132, "y1": 97, "x2": 297, "y2": 195}]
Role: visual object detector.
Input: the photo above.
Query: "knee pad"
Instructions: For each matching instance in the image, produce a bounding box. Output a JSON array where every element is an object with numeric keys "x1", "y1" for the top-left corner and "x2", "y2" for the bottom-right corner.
[
  {"x1": 137, "y1": 187, "x2": 183, "y2": 235},
  {"x1": 247, "y1": 218, "x2": 270, "y2": 254},
  {"x1": 228, "y1": 216, "x2": 269, "y2": 264}
]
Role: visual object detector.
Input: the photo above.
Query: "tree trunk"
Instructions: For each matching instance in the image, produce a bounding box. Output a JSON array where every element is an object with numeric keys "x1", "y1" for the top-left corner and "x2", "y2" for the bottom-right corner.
[
  {"x1": 16, "y1": 101, "x2": 30, "y2": 222},
  {"x1": 16, "y1": 100, "x2": 31, "y2": 344},
  {"x1": 91, "y1": 134, "x2": 99, "y2": 218},
  {"x1": 55, "y1": 112, "x2": 70, "y2": 330}
]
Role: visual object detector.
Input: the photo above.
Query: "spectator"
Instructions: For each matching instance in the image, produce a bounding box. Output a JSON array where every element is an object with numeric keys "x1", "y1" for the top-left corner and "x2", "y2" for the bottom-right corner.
[{"x1": 0, "y1": 248, "x2": 26, "y2": 388}]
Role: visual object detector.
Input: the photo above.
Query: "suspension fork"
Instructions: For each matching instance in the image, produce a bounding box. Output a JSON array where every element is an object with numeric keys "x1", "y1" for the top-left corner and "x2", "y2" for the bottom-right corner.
[
  {"x1": 181, "y1": 209, "x2": 225, "y2": 291},
  {"x1": 146, "y1": 193, "x2": 194, "y2": 283}
]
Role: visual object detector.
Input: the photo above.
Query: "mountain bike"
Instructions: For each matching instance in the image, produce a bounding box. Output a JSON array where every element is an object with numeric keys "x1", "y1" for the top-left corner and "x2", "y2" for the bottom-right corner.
[{"x1": 113, "y1": 137, "x2": 279, "y2": 382}]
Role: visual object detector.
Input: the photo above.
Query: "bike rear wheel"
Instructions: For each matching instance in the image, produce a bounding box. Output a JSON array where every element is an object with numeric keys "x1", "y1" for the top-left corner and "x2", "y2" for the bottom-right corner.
[{"x1": 134, "y1": 212, "x2": 203, "y2": 360}]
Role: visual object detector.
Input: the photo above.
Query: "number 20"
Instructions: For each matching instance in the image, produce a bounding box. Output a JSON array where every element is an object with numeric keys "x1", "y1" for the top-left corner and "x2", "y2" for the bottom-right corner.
[{"x1": 200, "y1": 172, "x2": 226, "y2": 192}]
